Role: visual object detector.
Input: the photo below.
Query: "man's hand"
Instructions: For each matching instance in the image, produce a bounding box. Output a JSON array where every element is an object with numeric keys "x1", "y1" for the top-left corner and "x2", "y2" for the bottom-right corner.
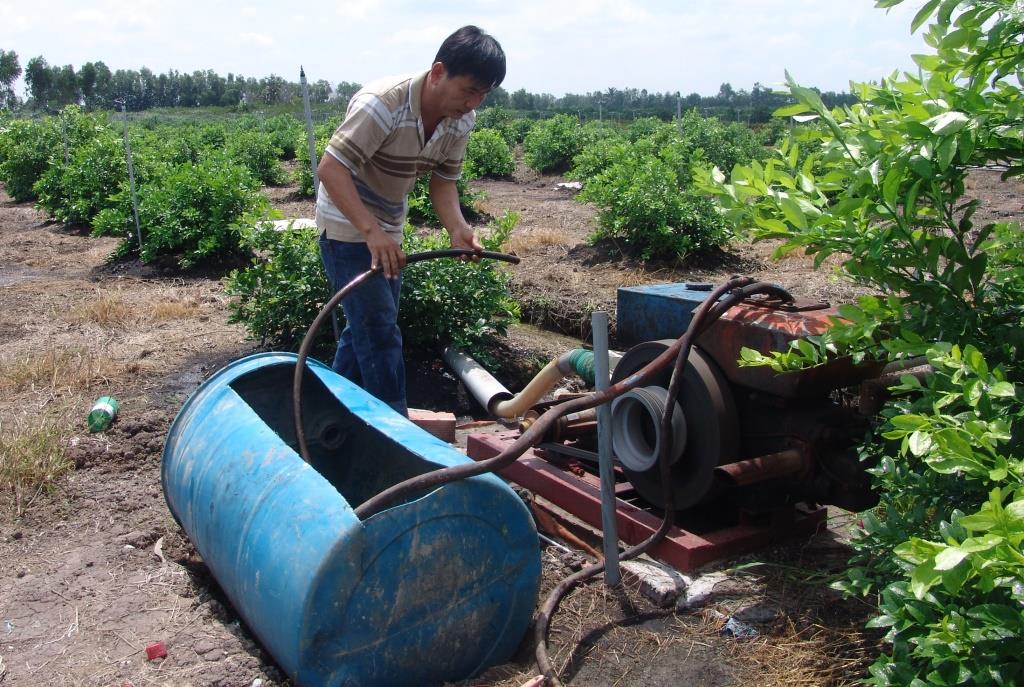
[
  {"x1": 366, "y1": 227, "x2": 405, "y2": 279},
  {"x1": 448, "y1": 224, "x2": 483, "y2": 261}
]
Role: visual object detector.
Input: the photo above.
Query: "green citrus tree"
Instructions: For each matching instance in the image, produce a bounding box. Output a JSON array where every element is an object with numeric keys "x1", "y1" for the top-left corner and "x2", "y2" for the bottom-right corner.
[{"x1": 699, "y1": 1, "x2": 1024, "y2": 683}]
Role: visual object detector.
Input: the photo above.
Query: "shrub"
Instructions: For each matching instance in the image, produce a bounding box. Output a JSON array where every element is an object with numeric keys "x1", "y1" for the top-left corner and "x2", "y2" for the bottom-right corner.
[
  {"x1": 700, "y1": 1, "x2": 1024, "y2": 682},
  {"x1": 477, "y1": 106, "x2": 534, "y2": 146},
  {"x1": 572, "y1": 114, "x2": 744, "y2": 259},
  {"x1": 626, "y1": 116, "x2": 667, "y2": 142},
  {"x1": 407, "y1": 168, "x2": 481, "y2": 226},
  {"x1": 466, "y1": 128, "x2": 514, "y2": 178},
  {"x1": 505, "y1": 118, "x2": 535, "y2": 146},
  {"x1": 34, "y1": 131, "x2": 126, "y2": 226},
  {"x1": 523, "y1": 114, "x2": 584, "y2": 173},
  {"x1": 754, "y1": 117, "x2": 790, "y2": 146},
  {"x1": 225, "y1": 129, "x2": 284, "y2": 185},
  {"x1": 225, "y1": 212, "x2": 521, "y2": 355},
  {"x1": 294, "y1": 122, "x2": 334, "y2": 198},
  {"x1": 225, "y1": 218, "x2": 331, "y2": 350},
  {"x1": 476, "y1": 106, "x2": 515, "y2": 142},
  {"x1": 147, "y1": 125, "x2": 208, "y2": 165},
  {"x1": 95, "y1": 152, "x2": 266, "y2": 266},
  {"x1": 580, "y1": 151, "x2": 728, "y2": 259},
  {"x1": 263, "y1": 114, "x2": 303, "y2": 159},
  {"x1": 399, "y1": 210, "x2": 520, "y2": 349},
  {"x1": 197, "y1": 122, "x2": 228, "y2": 149},
  {"x1": 676, "y1": 109, "x2": 766, "y2": 173},
  {"x1": 0, "y1": 117, "x2": 58, "y2": 201},
  {"x1": 568, "y1": 134, "x2": 629, "y2": 181}
]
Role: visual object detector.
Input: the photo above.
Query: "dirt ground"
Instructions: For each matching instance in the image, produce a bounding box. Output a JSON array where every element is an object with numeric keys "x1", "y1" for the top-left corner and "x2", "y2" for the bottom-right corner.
[{"x1": 0, "y1": 162, "x2": 1020, "y2": 687}]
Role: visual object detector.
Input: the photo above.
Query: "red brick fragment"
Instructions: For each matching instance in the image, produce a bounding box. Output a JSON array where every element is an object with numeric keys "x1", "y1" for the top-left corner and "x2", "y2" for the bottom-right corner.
[{"x1": 145, "y1": 641, "x2": 167, "y2": 661}]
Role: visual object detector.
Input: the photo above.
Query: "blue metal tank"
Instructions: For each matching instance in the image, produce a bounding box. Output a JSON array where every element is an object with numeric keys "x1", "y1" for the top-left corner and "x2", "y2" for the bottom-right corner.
[
  {"x1": 162, "y1": 353, "x2": 541, "y2": 687},
  {"x1": 616, "y1": 283, "x2": 712, "y2": 348}
]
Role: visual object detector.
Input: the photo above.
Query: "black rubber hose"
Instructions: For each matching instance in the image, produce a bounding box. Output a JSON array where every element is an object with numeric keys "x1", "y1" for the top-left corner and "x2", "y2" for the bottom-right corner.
[
  {"x1": 352, "y1": 277, "x2": 765, "y2": 521},
  {"x1": 292, "y1": 249, "x2": 520, "y2": 467}
]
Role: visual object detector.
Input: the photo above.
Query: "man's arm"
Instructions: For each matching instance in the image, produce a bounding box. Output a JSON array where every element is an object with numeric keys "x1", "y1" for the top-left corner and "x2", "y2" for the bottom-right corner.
[
  {"x1": 318, "y1": 154, "x2": 406, "y2": 279},
  {"x1": 429, "y1": 174, "x2": 483, "y2": 255}
]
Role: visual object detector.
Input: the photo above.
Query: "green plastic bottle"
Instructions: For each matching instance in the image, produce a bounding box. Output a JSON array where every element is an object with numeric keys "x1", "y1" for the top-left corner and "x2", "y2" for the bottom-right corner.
[{"x1": 87, "y1": 396, "x2": 119, "y2": 433}]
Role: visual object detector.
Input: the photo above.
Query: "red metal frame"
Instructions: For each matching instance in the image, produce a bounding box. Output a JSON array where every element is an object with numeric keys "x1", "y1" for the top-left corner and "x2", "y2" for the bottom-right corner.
[{"x1": 467, "y1": 431, "x2": 828, "y2": 572}]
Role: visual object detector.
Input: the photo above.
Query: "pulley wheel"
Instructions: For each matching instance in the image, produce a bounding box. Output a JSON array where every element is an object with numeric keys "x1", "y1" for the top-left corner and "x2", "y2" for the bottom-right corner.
[
  {"x1": 610, "y1": 386, "x2": 687, "y2": 473},
  {"x1": 610, "y1": 341, "x2": 738, "y2": 509}
]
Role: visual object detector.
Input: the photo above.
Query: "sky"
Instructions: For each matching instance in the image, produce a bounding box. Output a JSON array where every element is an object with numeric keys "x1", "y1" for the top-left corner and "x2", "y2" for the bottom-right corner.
[{"x1": 0, "y1": 0, "x2": 934, "y2": 99}]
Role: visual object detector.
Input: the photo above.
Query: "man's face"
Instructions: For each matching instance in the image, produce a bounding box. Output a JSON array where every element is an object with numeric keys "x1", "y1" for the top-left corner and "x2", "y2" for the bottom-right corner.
[{"x1": 434, "y1": 67, "x2": 490, "y2": 119}]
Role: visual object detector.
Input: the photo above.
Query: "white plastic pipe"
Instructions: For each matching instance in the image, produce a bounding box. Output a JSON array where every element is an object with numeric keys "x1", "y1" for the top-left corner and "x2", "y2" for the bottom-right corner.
[
  {"x1": 443, "y1": 346, "x2": 620, "y2": 420},
  {"x1": 443, "y1": 346, "x2": 514, "y2": 414}
]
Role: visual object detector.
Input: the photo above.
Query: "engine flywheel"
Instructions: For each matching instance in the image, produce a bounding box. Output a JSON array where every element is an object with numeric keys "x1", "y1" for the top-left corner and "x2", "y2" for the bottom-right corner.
[{"x1": 610, "y1": 341, "x2": 738, "y2": 509}]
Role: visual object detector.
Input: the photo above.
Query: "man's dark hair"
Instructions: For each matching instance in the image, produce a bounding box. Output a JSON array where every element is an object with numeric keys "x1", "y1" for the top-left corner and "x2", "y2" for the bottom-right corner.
[{"x1": 434, "y1": 26, "x2": 505, "y2": 90}]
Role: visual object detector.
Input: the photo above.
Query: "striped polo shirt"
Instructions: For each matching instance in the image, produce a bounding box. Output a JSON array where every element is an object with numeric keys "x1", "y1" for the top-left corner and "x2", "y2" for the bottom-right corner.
[{"x1": 315, "y1": 70, "x2": 475, "y2": 242}]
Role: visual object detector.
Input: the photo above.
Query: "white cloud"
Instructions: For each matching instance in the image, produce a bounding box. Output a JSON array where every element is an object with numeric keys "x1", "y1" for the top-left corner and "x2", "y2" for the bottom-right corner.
[
  {"x1": 337, "y1": 0, "x2": 381, "y2": 21},
  {"x1": 238, "y1": 32, "x2": 276, "y2": 47}
]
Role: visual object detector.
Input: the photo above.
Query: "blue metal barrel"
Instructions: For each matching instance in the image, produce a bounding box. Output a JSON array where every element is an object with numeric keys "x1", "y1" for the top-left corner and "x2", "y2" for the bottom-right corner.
[{"x1": 162, "y1": 353, "x2": 541, "y2": 687}]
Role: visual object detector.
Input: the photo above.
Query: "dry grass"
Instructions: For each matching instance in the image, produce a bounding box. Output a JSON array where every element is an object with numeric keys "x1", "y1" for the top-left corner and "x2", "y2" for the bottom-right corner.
[
  {"x1": 508, "y1": 229, "x2": 573, "y2": 254},
  {"x1": 704, "y1": 616, "x2": 877, "y2": 687},
  {"x1": 0, "y1": 346, "x2": 137, "y2": 395},
  {"x1": 75, "y1": 289, "x2": 203, "y2": 325},
  {"x1": 80, "y1": 292, "x2": 135, "y2": 327},
  {"x1": 0, "y1": 412, "x2": 73, "y2": 515},
  {"x1": 452, "y1": 551, "x2": 879, "y2": 687},
  {"x1": 148, "y1": 297, "x2": 201, "y2": 321}
]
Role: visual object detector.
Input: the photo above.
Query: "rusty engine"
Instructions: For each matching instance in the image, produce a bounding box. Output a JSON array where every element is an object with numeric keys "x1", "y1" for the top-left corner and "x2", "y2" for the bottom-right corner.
[{"x1": 530, "y1": 282, "x2": 881, "y2": 516}]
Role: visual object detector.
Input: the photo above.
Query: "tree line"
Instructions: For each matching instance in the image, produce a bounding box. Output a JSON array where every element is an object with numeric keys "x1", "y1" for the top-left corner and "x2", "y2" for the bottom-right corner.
[{"x1": 0, "y1": 48, "x2": 856, "y2": 122}]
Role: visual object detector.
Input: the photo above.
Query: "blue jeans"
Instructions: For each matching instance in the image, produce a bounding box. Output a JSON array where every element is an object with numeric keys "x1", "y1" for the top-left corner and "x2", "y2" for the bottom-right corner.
[{"x1": 318, "y1": 236, "x2": 407, "y2": 417}]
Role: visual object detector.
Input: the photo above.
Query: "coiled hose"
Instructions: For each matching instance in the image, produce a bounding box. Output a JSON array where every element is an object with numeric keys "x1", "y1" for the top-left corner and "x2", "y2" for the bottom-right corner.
[{"x1": 292, "y1": 264, "x2": 787, "y2": 685}]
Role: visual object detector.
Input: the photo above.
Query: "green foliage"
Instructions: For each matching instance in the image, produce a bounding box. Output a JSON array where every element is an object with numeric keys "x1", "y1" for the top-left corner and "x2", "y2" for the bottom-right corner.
[
  {"x1": 523, "y1": 114, "x2": 584, "y2": 173},
  {"x1": 572, "y1": 112, "x2": 758, "y2": 259},
  {"x1": 579, "y1": 149, "x2": 728, "y2": 259},
  {"x1": 34, "y1": 130, "x2": 126, "y2": 225},
  {"x1": 399, "y1": 211, "x2": 520, "y2": 349},
  {"x1": 0, "y1": 117, "x2": 58, "y2": 201},
  {"x1": 754, "y1": 117, "x2": 791, "y2": 146},
  {"x1": 224, "y1": 211, "x2": 522, "y2": 355},
  {"x1": 466, "y1": 128, "x2": 514, "y2": 178},
  {"x1": 568, "y1": 134, "x2": 628, "y2": 181},
  {"x1": 225, "y1": 129, "x2": 284, "y2": 185},
  {"x1": 407, "y1": 168, "x2": 481, "y2": 226},
  {"x1": 476, "y1": 106, "x2": 533, "y2": 146},
  {"x1": 225, "y1": 217, "x2": 332, "y2": 350},
  {"x1": 700, "y1": 1, "x2": 1024, "y2": 683},
  {"x1": 96, "y1": 153, "x2": 266, "y2": 266},
  {"x1": 625, "y1": 116, "x2": 665, "y2": 142},
  {"x1": 853, "y1": 347, "x2": 1024, "y2": 687},
  {"x1": 505, "y1": 118, "x2": 535, "y2": 146},
  {"x1": 261, "y1": 114, "x2": 304, "y2": 159},
  {"x1": 676, "y1": 109, "x2": 765, "y2": 175},
  {"x1": 0, "y1": 105, "x2": 115, "y2": 203}
]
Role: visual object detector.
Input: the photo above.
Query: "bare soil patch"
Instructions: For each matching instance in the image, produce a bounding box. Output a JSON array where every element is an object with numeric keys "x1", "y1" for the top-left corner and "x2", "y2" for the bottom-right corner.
[{"x1": 0, "y1": 164, "x2": 1019, "y2": 686}]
